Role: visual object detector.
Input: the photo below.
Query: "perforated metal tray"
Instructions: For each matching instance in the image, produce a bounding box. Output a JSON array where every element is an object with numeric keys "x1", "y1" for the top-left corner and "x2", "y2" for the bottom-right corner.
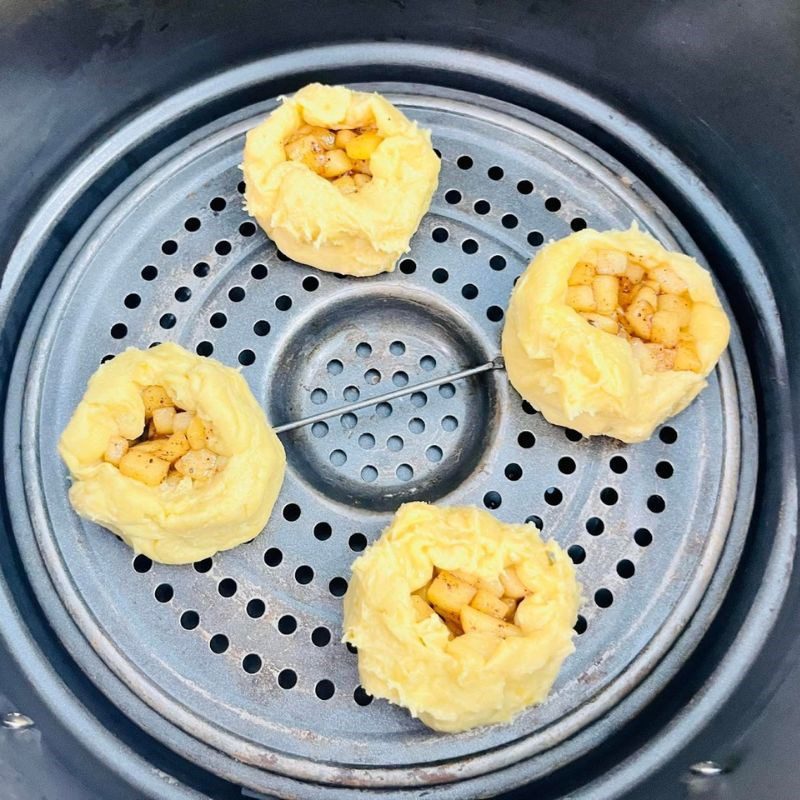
[{"x1": 3, "y1": 84, "x2": 756, "y2": 798}]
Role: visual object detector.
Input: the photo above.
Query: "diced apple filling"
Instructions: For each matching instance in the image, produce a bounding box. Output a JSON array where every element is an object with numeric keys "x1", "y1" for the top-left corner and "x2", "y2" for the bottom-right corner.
[
  {"x1": 104, "y1": 385, "x2": 224, "y2": 486},
  {"x1": 284, "y1": 122, "x2": 383, "y2": 193},
  {"x1": 411, "y1": 566, "x2": 534, "y2": 639},
  {"x1": 566, "y1": 249, "x2": 702, "y2": 373}
]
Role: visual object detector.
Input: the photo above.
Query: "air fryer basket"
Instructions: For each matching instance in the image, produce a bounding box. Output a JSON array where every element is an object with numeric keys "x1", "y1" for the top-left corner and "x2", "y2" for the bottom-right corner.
[{"x1": 0, "y1": 15, "x2": 797, "y2": 800}]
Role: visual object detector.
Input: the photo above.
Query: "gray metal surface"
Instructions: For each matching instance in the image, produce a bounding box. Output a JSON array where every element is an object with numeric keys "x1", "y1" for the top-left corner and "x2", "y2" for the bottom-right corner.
[{"x1": 3, "y1": 84, "x2": 756, "y2": 797}]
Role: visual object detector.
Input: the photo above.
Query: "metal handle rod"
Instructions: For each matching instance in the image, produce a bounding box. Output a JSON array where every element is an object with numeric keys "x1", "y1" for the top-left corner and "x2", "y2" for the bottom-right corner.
[{"x1": 273, "y1": 356, "x2": 505, "y2": 435}]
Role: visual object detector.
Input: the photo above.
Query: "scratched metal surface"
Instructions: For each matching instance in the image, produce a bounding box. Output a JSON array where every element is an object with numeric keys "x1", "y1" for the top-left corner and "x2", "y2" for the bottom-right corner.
[{"x1": 3, "y1": 87, "x2": 755, "y2": 796}]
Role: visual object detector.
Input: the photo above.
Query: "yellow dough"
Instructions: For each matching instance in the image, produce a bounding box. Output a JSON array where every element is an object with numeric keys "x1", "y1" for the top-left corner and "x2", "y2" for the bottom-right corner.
[
  {"x1": 242, "y1": 83, "x2": 440, "y2": 276},
  {"x1": 502, "y1": 226, "x2": 731, "y2": 443},
  {"x1": 58, "y1": 343, "x2": 286, "y2": 564},
  {"x1": 343, "y1": 503, "x2": 580, "y2": 733}
]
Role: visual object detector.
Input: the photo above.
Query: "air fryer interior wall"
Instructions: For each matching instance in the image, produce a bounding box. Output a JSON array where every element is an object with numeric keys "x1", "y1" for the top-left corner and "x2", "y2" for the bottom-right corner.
[{"x1": 0, "y1": 3, "x2": 798, "y2": 800}]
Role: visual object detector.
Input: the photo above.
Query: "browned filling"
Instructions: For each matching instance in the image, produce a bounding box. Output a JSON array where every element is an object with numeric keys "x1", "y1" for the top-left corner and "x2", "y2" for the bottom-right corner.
[
  {"x1": 284, "y1": 123, "x2": 383, "y2": 194},
  {"x1": 103, "y1": 385, "x2": 224, "y2": 486},
  {"x1": 411, "y1": 567, "x2": 535, "y2": 639},
  {"x1": 566, "y1": 249, "x2": 702, "y2": 373}
]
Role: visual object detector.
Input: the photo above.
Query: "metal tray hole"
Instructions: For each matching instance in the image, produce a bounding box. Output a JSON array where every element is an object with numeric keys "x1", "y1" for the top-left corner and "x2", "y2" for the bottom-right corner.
[
  {"x1": 312, "y1": 628, "x2": 331, "y2": 648},
  {"x1": 399, "y1": 258, "x2": 416, "y2": 275},
  {"x1": 656, "y1": 461, "x2": 674, "y2": 479},
  {"x1": 441, "y1": 415, "x2": 458, "y2": 432},
  {"x1": 420, "y1": 355, "x2": 436, "y2": 370},
  {"x1": 659, "y1": 425, "x2": 678, "y2": 444},
  {"x1": 610, "y1": 456, "x2": 628, "y2": 474},
  {"x1": 246, "y1": 599, "x2": 265, "y2": 619},
  {"x1": 395, "y1": 464, "x2": 414, "y2": 482},
  {"x1": 154, "y1": 584, "x2": 173, "y2": 603},
  {"x1": 558, "y1": 457, "x2": 576, "y2": 475},
  {"x1": 574, "y1": 615, "x2": 588, "y2": 635},
  {"x1": 634, "y1": 528, "x2": 653, "y2": 547},
  {"x1": 193, "y1": 261, "x2": 210, "y2": 278},
  {"x1": 387, "y1": 435, "x2": 403, "y2": 451},
  {"x1": 278, "y1": 669, "x2": 297, "y2": 689},
  {"x1": 483, "y1": 491, "x2": 502, "y2": 509},
  {"x1": 193, "y1": 558, "x2": 212, "y2": 573},
  {"x1": 445, "y1": 189, "x2": 461, "y2": 204},
  {"x1": 516, "y1": 179, "x2": 533, "y2": 195},
  {"x1": 489, "y1": 254, "x2": 506, "y2": 271},
  {"x1": 353, "y1": 687, "x2": 373, "y2": 707},
  {"x1": 315, "y1": 680, "x2": 335, "y2": 701},
  {"x1": 180, "y1": 611, "x2": 200, "y2": 630},
  {"x1": 161, "y1": 239, "x2": 178, "y2": 255},
  {"x1": 209, "y1": 196, "x2": 226, "y2": 212},
  {"x1": 242, "y1": 654, "x2": 262, "y2": 674},
  {"x1": 110, "y1": 323, "x2": 127, "y2": 339},
  {"x1": 362, "y1": 368, "x2": 381, "y2": 386},
  {"x1": 294, "y1": 566, "x2": 314, "y2": 585},
  {"x1": 238, "y1": 349, "x2": 255, "y2": 366},
  {"x1": 617, "y1": 560, "x2": 636, "y2": 579},
  {"x1": 544, "y1": 487, "x2": 563, "y2": 506},
  {"x1": 124, "y1": 293, "x2": 141, "y2": 309},
  {"x1": 184, "y1": 216, "x2": 201, "y2": 232},
  {"x1": 360, "y1": 465, "x2": 378, "y2": 483},
  {"x1": 263, "y1": 548, "x2": 283, "y2": 567},
  {"x1": 545, "y1": 197, "x2": 562, "y2": 212},
  {"x1": 239, "y1": 221, "x2": 256, "y2": 237},
  {"x1": 594, "y1": 589, "x2": 614, "y2": 609},
  {"x1": 209, "y1": 634, "x2": 229, "y2": 654},
  {"x1": 340, "y1": 413, "x2": 357, "y2": 429},
  {"x1": 329, "y1": 577, "x2": 348, "y2": 597},
  {"x1": 647, "y1": 495, "x2": 666, "y2": 513},
  {"x1": 282, "y1": 503, "x2": 301, "y2": 522},
  {"x1": 568, "y1": 545, "x2": 586, "y2": 565},
  {"x1": 251, "y1": 263, "x2": 268, "y2": 280},
  {"x1": 218, "y1": 578, "x2": 237, "y2": 598},
  {"x1": 348, "y1": 533, "x2": 367, "y2": 552},
  {"x1": 504, "y1": 463, "x2": 522, "y2": 481},
  {"x1": 501, "y1": 213, "x2": 518, "y2": 229},
  {"x1": 311, "y1": 421, "x2": 328, "y2": 438},
  {"x1": 228, "y1": 286, "x2": 245, "y2": 302},
  {"x1": 586, "y1": 517, "x2": 605, "y2": 537},
  {"x1": 132, "y1": 555, "x2": 152, "y2": 574},
  {"x1": 600, "y1": 487, "x2": 618, "y2": 506},
  {"x1": 486, "y1": 305, "x2": 503, "y2": 322},
  {"x1": 527, "y1": 231, "x2": 544, "y2": 247},
  {"x1": 196, "y1": 341, "x2": 213, "y2": 356},
  {"x1": 426, "y1": 446, "x2": 443, "y2": 463},
  {"x1": 313, "y1": 522, "x2": 332, "y2": 541},
  {"x1": 278, "y1": 615, "x2": 297, "y2": 635}
]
